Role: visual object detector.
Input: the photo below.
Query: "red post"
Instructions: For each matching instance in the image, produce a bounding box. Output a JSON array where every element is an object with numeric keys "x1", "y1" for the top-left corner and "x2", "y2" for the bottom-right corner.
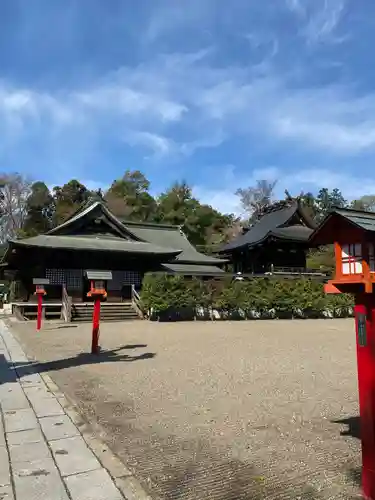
[
  {"x1": 355, "y1": 294, "x2": 375, "y2": 499},
  {"x1": 36, "y1": 293, "x2": 43, "y2": 331},
  {"x1": 91, "y1": 297, "x2": 101, "y2": 354}
]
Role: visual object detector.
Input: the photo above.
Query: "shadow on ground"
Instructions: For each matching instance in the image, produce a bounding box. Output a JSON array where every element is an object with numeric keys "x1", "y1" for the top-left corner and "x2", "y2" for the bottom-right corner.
[
  {"x1": 332, "y1": 416, "x2": 360, "y2": 440},
  {"x1": 0, "y1": 344, "x2": 155, "y2": 385},
  {"x1": 332, "y1": 416, "x2": 362, "y2": 491}
]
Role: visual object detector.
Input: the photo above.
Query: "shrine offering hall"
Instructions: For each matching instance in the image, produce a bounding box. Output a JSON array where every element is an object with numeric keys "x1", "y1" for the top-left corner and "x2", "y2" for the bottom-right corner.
[{"x1": 1, "y1": 200, "x2": 226, "y2": 303}]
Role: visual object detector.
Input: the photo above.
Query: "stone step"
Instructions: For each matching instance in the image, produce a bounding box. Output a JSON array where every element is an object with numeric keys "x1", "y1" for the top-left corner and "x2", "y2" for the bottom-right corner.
[
  {"x1": 23, "y1": 309, "x2": 62, "y2": 320},
  {"x1": 24, "y1": 311, "x2": 62, "y2": 317},
  {"x1": 71, "y1": 303, "x2": 140, "y2": 322}
]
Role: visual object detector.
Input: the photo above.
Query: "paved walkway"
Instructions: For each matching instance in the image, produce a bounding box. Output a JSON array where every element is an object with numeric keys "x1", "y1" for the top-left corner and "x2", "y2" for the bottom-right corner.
[
  {"x1": 0, "y1": 321, "x2": 130, "y2": 500},
  {"x1": 8, "y1": 318, "x2": 361, "y2": 499}
]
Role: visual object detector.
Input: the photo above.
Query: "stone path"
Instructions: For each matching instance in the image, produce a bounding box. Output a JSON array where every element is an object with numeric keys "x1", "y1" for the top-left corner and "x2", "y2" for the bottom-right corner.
[
  {"x1": 0, "y1": 320, "x2": 130, "y2": 500},
  {"x1": 6, "y1": 318, "x2": 362, "y2": 499}
]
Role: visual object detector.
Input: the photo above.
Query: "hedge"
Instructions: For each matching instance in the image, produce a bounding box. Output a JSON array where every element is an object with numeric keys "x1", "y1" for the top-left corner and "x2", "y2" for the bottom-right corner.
[{"x1": 139, "y1": 274, "x2": 354, "y2": 321}]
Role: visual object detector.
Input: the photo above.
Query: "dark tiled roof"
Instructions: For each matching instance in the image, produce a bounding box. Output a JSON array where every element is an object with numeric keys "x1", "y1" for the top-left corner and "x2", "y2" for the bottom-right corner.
[
  {"x1": 122, "y1": 220, "x2": 226, "y2": 265},
  {"x1": 309, "y1": 206, "x2": 375, "y2": 245},
  {"x1": 271, "y1": 225, "x2": 313, "y2": 240},
  {"x1": 220, "y1": 201, "x2": 313, "y2": 252},
  {"x1": 10, "y1": 201, "x2": 227, "y2": 268},
  {"x1": 48, "y1": 201, "x2": 135, "y2": 239},
  {"x1": 331, "y1": 207, "x2": 375, "y2": 231},
  {"x1": 11, "y1": 235, "x2": 181, "y2": 256},
  {"x1": 161, "y1": 263, "x2": 226, "y2": 275}
]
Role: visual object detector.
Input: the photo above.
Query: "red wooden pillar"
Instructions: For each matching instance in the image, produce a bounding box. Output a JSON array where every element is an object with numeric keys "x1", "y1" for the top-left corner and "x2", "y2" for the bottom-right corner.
[
  {"x1": 91, "y1": 297, "x2": 101, "y2": 354},
  {"x1": 355, "y1": 294, "x2": 375, "y2": 499},
  {"x1": 36, "y1": 293, "x2": 43, "y2": 331},
  {"x1": 86, "y1": 272, "x2": 112, "y2": 354},
  {"x1": 34, "y1": 281, "x2": 48, "y2": 331}
]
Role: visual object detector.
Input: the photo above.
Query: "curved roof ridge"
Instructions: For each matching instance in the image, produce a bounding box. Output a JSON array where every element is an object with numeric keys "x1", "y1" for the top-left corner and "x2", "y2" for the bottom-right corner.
[
  {"x1": 122, "y1": 219, "x2": 180, "y2": 230},
  {"x1": 219, "y1": 199, "x2": 313, "y2": 253}
]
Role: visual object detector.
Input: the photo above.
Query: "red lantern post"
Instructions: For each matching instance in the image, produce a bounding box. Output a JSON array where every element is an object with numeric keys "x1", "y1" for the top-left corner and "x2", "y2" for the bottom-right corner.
[
  {"x1": 310, "y1": 207, "x2": 375, "y2": 499},
  {"x1": 86, "y1": 271, "x2": 112, "y2": 355},
  {"x1": 33, "y1": 278, "x2": 49, "y2": 331},
  {"x1": 91, "y1": 297, "x2": 101, "y2": 354}
]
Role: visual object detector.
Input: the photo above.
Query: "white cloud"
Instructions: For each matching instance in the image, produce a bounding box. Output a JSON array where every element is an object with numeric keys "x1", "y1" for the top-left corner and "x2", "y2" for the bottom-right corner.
[
  {"x1": 1, "y1": 36, "x2": 375, "y2": 179},
  {"x1": 124, "y1": 131, "x2": 174, "y2": 157},
  {"x1": 1, "y1": 52, "x2": 375, "y2": 160},
  {"x1": 287, "y1": 168, "x2": 375, "y2": 200},
  {"x1": 304, "y1": 0, "x2": 346, "y2": 43},
  {"x1": 286, "y1": 0, "x2": 347, "y2": 44},
  {"x1": 75, "y1": 85, "x2": 186, "y2": 123},
  {"x1": 193, "y1": 74, "x2": 375, "y2": 154},
  {"x1": 192, "y1": 165, "x2": 281, "y2": 215},
  {"x1": 275, "y1": 117, "x2": 375, "y2": 153},
  {"x1": 285, "y1": 0, "x2": 305, "y2": 15},
  {"x1": 193, "y1": 166, "x2": 375, "y2": 215},
  {"x1": 143, "y1": 0, "x2": 218, "y2": 43},
  {"x1": 243, "y1": 166, "x2": 375, "y2": 201},
  {"x1": 193, "y1": 186, "x2": 242, "y2": 215}
]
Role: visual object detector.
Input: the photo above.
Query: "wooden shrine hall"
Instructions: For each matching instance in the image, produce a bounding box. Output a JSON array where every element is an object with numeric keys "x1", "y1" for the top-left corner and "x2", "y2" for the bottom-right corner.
[
  {"x1": 218, "y1": 199, "x2": 317, "y2": 274},
  {"x1": 1, "y1": 200, "x2": 226, "y2": 305}
]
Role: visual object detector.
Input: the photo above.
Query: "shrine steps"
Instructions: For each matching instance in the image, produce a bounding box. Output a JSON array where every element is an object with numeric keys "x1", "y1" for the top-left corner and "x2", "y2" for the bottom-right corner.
[
  {"x1": 71, "y1": 302, "x2": 140, "y2": 322},
  {"x1": 12, "y1": 302, "x2": 62, "y2": 321}
]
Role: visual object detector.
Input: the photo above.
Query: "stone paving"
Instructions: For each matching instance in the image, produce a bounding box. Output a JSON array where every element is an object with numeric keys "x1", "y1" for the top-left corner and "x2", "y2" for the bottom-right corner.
[
  {"x1": 7, "y1": 318, "x2": 364, "y2": 499},
  {"x1": 0, "y1": 320, "x2": 149, "y2": 500}
]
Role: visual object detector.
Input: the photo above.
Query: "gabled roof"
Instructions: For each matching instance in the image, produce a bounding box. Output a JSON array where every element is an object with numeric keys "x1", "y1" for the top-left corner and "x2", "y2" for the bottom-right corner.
[
  {"x1": 48, "y1": 201, "x2": 137, "y2": 240},
  {"x1": 309, "y1": 206, "x2": 375, "y2": 245},
  {"x1": 7, "y1": 200, "x2": 226, "y2": 266},
  {"x1": 219, "y1": 200, "x2": 316, "y2": 253},
  {"x1": 121, "y1": 220, "x2": 226, "y2": 265},
  {"x1": 10, "y1": 234, "x2": 181, "y2": 257},
  {"x1": 328, "y1": 207, "x2": 375, "y2": 231}
]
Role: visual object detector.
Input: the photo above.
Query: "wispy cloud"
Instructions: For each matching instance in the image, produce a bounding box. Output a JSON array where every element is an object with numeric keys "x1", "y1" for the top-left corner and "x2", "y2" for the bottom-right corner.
[
  {"x1": 286, "y1": 0, "x2": 347, "y2": 44},
  {"x1": 124, "y1": 131, "x2": 174, "y2": 158},
  {"x1": 285, "y1": 168, "x2": 375, "y2": 200},
  {"x1": 194, "y1": 165, "x2": 375, "y2": 215},
  {"x1": 285, "y1": 0, "x2": 305, "y2": 16},
  {"x1": 76, "y1": 84, "x2": 186, "y2": 123},
  {"x1": 2, "y1": 49, "x2": 375, "y2": 165},
  {"x1": 1, "y1": 0, "x2": 375, "y2": 212}
]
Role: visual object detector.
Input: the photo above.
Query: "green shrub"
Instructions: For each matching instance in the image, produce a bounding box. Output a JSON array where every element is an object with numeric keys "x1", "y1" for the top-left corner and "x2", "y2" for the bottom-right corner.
[
  {"x1": 141, "y1": 274, "x2": 199, "y2": 313},
  {"x1": 140, "y1": 273, "x2": 354, "y2": 319}
]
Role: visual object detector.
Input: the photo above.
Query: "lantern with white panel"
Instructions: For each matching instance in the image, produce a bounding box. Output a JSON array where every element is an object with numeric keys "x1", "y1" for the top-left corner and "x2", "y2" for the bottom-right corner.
[
  {"x1": 85, "y1": 270, "x2": 112, "y2": 354},
  {"x1": 33, "y1": 278, "x2": 50, "y2": 331},
  {"x1": 341, "y1": 243, "x2": 362, "y2": 275},
  {"x1": 309, "y1": 207, "x2": 375, "y2": 499}
]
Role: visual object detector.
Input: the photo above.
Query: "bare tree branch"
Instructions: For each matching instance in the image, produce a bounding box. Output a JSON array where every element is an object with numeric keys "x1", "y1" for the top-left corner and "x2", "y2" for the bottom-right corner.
[
  {"x1": 235, "y1": 179, "x2": 277, "y2": 221},
  {"x1": 0, "y1": 173, "x2": 32, "y2": 243}
]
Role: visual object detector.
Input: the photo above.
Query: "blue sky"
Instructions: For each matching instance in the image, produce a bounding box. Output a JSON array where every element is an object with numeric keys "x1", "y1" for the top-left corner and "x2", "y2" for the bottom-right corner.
[{"x1": 0, "y1": 0, "x2": 374, "y2": 214}]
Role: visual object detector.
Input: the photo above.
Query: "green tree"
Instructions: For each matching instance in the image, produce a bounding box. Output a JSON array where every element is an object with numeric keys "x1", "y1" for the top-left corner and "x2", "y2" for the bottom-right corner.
[
  {"x1": 351, "y1": 195, "x2": 375, "y2": 212},
  {"x1": 105, "y1": 170, "x2": 156, "y2": 221},
  {"x1": 22, "y1": 182, "x2": 54, "y2": 236},
  {"x1": 53, "y1": 180, "x2": 90, "y2": 224},
  {"x1": 315, "y1": 188, "x2": 347, "y2": 221},
  {"x1": 154, "y1": 181, "x2": 236, "y2": 247},
  {"x1": 154, "y1": 181, "x2": 194, "y2": 225},
  {"x1": 298, "y1": 191, "x2": 317, "y2": 220}
]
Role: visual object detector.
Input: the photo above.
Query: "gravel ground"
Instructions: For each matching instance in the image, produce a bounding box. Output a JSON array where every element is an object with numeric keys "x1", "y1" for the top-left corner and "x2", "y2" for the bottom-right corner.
[{"x1": 8, "y1": 318, "x2": 361, "y2": 499}]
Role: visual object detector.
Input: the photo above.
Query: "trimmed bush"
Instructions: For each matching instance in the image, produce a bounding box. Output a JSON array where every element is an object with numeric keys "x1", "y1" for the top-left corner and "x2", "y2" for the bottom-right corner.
[{"x1": 140, "y1": 274, "x2": 354, "y2": 321}]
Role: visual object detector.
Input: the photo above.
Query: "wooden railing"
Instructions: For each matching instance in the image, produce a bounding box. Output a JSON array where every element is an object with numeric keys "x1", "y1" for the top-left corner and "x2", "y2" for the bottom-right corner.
[
  {"x1": 61, "y1": 285, "x2": 72, "y2": 322},
  {"x1": 131, "y1": 284, "x2": 144, "y2": 319},
  {"x1": 270, "y1": 266, "x2": 328, "y2": 276}
]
